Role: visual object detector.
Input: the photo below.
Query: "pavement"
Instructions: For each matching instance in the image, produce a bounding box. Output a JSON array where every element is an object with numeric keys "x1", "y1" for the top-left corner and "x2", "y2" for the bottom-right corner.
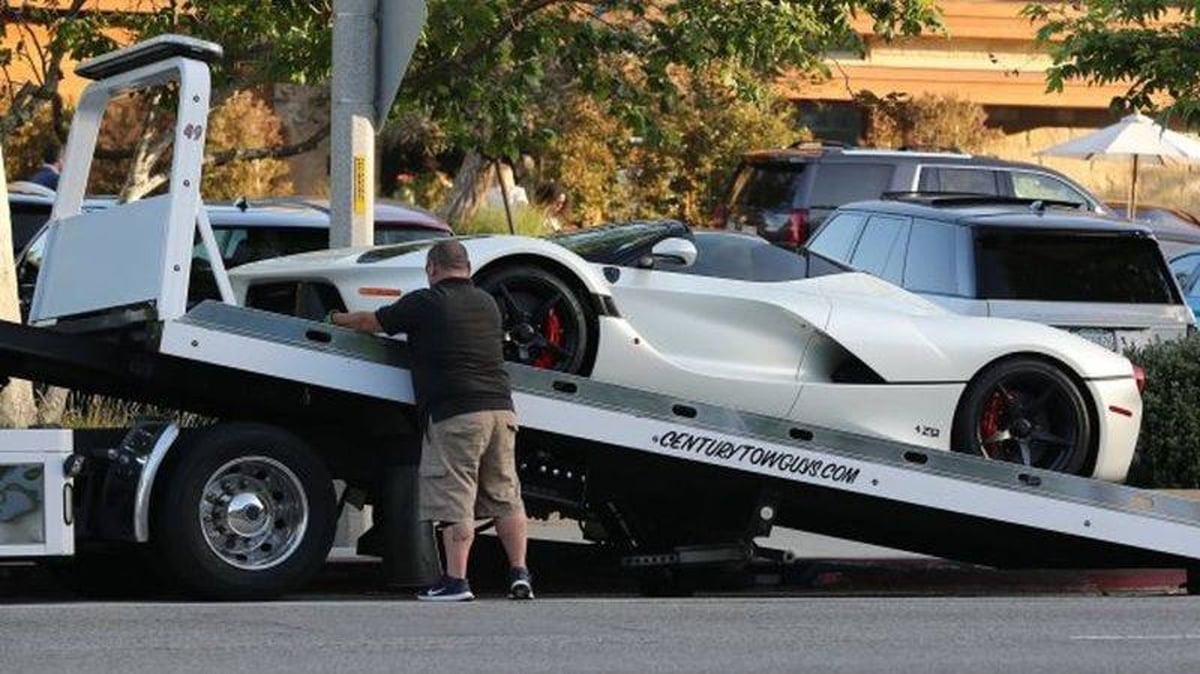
[{"x1": 3, "y1": 596, "x2": 1200, "y2": 673}]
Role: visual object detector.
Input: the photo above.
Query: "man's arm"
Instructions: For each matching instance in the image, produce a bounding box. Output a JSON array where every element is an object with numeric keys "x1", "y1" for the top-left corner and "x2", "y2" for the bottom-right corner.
[{"x1": 330, "y1": 310, "x2": 383, "y2": 333}]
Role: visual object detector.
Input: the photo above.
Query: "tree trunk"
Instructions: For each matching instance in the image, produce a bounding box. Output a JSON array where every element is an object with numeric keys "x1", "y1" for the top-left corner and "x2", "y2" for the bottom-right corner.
[
  {"x1": 437, "y1": 149, "x2": 491, "y2": 229},
  {"x1": 0, "y1": 143, "x2": 38, "y2": 428}
]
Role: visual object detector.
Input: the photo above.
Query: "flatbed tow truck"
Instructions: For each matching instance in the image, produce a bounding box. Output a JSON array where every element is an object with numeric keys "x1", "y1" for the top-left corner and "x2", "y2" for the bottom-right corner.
[{"x1": 3, "y1": 36, "x2": 1200, "y2": 599}]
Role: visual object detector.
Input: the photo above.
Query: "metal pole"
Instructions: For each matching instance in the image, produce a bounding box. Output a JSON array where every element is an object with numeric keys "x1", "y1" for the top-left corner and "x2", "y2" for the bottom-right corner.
[
  {"x1": 494, "y1": 159, "x2": 516, "y2": 235},
  {"x1": 331, "y1": 0, "x2": 378, "y2": 248},
  {"x1": 1128, "y1": 154, "x2": 1140, "y2": 221}
]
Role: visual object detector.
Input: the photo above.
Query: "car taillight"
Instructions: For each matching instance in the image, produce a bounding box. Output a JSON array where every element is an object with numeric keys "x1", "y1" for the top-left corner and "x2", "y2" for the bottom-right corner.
[
  {"x1": 785, "y1": 209, "x2": 809, "y2": 247},
  {"x1": 712, "y1": 204, "x2": 729, "y2": 229},
  {"x1": 1133, "y1": 364, "x2": 1146, "y2": 394}
]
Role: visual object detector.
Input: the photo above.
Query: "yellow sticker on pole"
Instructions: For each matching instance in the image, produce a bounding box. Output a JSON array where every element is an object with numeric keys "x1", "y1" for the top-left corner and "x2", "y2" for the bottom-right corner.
[{"x1": 353, "y1": 155, "x2": 367, "y2": 216}]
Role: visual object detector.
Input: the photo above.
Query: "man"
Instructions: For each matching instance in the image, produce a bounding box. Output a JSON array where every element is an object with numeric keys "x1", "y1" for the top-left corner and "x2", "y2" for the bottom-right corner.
[
  {"x1": 331, "y1": 239, "x2": 532, "y2": 602},
  {"x1": 27, "y1": 143, "x2": 63, "y2": 191}
]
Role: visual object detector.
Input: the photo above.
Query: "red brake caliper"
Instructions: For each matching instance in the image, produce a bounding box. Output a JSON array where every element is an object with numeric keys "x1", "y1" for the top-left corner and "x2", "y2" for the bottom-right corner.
[
  {"x1": 533, "y1": 309, "x2": 563, "y2": 369},
  {"x1": 978, "y1": 391, "x2": 1008, "y2": 459}
]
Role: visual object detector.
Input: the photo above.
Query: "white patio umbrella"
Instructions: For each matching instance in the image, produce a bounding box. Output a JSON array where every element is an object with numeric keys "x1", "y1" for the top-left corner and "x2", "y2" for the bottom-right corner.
[{"x1": 1037, "y1": 113, "x2": 1200, "y2": 219}]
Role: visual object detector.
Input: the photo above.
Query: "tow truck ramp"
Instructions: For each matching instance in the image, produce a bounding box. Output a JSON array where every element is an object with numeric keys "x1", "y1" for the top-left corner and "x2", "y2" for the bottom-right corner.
[{"x1": 5, "y1": 301, "x2": 1199, "y2": 598}]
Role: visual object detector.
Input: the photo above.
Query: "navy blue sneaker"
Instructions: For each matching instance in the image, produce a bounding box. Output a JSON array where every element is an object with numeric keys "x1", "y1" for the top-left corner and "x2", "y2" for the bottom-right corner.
[
  {"x1": 416, "y1": 575, "x2": 474, "y2": 602},
  {"x1": 508, "y1": 567, "x2": 534, "y2": 600}
]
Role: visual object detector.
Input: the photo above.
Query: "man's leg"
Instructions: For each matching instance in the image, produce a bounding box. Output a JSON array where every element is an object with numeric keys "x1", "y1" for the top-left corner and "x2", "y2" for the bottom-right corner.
[
  {"x1": 443, "y1": 521, "x2": 475, "y2": 579},
  {"x1": 494, "y1": 512, "x2": 527, "y2": 570}
]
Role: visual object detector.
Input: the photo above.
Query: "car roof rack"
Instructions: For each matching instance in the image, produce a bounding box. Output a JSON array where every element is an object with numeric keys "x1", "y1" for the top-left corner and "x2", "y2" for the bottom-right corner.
[
  {"x1": 896, "y1": 144, "x2": 965, "y2": 154},
  {"x1": 76, "y1": 34, "x2": 223, "y2": 81},
  {"x1": 881, "y1": 192, "x2": 1086, "y2": 210}
]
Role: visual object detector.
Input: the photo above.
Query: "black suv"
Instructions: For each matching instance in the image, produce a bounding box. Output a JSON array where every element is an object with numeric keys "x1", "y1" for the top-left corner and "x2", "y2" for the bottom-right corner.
[
  {"x1": 715, "y1": 143, "x2": 1105, "y2": 249},
  {"x1": 804, "y1": 194, "x2": 1192, "y2": 348}
]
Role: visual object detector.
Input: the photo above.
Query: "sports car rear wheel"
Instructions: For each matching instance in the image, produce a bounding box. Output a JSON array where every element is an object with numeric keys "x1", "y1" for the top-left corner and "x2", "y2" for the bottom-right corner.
[
  {"x1": 477, "y1": 265, "x2": 592, "y2": 374},
  {"x1": 952, "y1": 358, "x2": 1092, "y2": 475}
]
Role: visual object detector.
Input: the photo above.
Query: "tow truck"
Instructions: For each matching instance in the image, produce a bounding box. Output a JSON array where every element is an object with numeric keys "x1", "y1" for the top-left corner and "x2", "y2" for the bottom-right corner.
[{"x1": 3, "y1": 36, "x2": 1200, "y2": 599}]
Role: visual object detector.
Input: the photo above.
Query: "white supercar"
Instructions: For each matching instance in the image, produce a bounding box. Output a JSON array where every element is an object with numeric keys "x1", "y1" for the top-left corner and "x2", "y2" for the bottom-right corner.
[{"x1": 229, "y1": 225, "x2": 1143, "y2": 482}]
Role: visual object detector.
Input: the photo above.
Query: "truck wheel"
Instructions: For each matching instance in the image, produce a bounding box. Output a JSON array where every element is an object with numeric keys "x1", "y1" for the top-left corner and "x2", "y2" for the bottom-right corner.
[{"x1": 152, "y1": 423, "x2": 336, "y2": 600}]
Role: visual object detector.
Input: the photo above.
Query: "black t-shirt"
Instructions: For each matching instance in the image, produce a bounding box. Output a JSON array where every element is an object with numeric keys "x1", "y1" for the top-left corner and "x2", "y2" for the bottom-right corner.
[{"x1": 375, "y1": 277, "x2": 513, "y2": 422}]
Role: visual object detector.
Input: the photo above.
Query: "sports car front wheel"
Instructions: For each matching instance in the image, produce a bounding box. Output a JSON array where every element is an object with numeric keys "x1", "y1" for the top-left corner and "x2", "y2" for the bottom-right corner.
[
  {"x1": 477, "y1": 265, "x2": 592, "y2": 374},
  {"x1": 951, "y1": 358, "x2": 1093, "y2": 476}
]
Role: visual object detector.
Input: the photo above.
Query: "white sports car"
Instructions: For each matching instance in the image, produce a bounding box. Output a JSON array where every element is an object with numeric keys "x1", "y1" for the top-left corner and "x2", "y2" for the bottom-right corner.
[{"x1": 228, "y1": 221, "x2": 1144, "y2": 481}]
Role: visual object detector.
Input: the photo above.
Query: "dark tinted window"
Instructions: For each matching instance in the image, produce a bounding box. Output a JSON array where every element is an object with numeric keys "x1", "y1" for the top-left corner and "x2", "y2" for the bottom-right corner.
[
  {"x1": 808, "y1": 212, "x2": 866, "y2": 263},
  {"x1": 850, "y1": 215, "x2": 909, "y2": 283},
  {"x1": 204, "y1": 227, "x2": 329, "y2": 268},
  {"x1": 374, "y1": 227, "x2": 450, "y2": 245},
  {"x1": 904, "y1": 220, "x2": 959, "y2": 294},
  {"x1": 975, "y1": 231, "x2": 1177, "y2": 304},
  {"x1": 728, "y1": 162, "x2": 805, "y2": 210},
  {"x1": 552, "y1": 222, "x2": 678, "y2": 263},
  {"x1": 919, "y1": 167, "x2": 1000, "y2": 195},
  {"x1": 8, "y1": 201, "x2": 52, "y2": 252},
  {"x1": 809, "y1": 163, "x2": 894, "y2": 208},
  {"x1": 664, "y1": 233, "x2": 807, "y2": 281}
]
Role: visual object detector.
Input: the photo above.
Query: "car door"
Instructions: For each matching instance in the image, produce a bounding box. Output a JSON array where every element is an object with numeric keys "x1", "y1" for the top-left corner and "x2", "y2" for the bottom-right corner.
[
  {"x1": 1170, "y1": 252, "x2": 1200, "y2": 320},
  {"x1": 605, "y1": 235, "x2": 829, "y2": 418}
]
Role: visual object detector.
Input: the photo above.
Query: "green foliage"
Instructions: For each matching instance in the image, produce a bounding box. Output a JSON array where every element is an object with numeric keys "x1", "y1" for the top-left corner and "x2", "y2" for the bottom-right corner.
[
  {"x1": 1023, "y1": 1, "x2": 1200, "y2": 125},
  {"x1": 457, "y1": 206, "x2": 555, "y2": 237},
  {"x1": 1124, "y1": 335, "x2": 1200, "y2": 488},
  {"x1": 856, "y1": 91, "x2": 1001, "y2": 152},
  {"x1": 392, "y1": 0, "x2": 940, "y2": 162},
  {"x1": 540, "y1": 63, "x2": 801, "y2": 226}
]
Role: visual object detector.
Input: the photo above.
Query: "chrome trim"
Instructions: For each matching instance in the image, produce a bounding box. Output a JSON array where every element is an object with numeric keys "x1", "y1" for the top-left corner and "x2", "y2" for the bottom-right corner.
[{"x1": 134, "y1": 423, "x2": 181, "y2": 543}]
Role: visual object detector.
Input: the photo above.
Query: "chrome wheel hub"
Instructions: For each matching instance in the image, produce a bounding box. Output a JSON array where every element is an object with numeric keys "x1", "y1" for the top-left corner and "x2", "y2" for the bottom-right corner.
[{"x1": 199, "y1": 456, "x2": 308, "y2": 570}]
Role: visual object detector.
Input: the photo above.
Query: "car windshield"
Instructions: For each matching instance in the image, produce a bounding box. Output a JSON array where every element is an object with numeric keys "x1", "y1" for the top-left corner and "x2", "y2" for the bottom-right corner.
[
  {"x1": 374, "y1": 226, "x2": 451, "y2": 245},
  {"x1": 974, "y1": 230, "x2": 1178, "y2": 304},
  {"x1": 653, "y1": 232, "x2": 808, "y2": 281},
  {"x1": 551, "y1": 222, "x2": 679, "y2": 264}
]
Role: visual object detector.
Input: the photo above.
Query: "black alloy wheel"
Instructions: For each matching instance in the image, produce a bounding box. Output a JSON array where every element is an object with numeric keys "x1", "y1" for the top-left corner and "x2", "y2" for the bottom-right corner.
[
  {"x1": 952, "y1": 358, "x2": 1092, "y2": 475},
  {"x1": 477, "y1": 265, "x2": 592, "y2": 374}
]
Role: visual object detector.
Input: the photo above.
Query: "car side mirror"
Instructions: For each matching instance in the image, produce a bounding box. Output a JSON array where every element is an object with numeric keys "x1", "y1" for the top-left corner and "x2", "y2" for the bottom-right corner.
[{"x1": 640, "y1": 237, "x2": 698, "y2": 268}]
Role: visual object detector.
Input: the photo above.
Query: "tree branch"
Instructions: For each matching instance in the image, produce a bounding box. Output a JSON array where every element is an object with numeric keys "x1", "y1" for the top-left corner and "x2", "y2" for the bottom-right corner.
[{"x1": 205, "y1": 122, "x2": 331, "y2": 166}]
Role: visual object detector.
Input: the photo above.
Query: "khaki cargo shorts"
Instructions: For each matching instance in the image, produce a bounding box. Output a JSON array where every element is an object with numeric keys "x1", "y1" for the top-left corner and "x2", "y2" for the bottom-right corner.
[{"x1": 418, "y1": 410, "x2": 524, "y2": 523}]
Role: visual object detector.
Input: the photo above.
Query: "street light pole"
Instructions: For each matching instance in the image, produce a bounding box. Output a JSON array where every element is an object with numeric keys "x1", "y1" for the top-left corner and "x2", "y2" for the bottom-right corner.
[{"x1": 331, "y1": 0, "x2": 378, "y2": 248}]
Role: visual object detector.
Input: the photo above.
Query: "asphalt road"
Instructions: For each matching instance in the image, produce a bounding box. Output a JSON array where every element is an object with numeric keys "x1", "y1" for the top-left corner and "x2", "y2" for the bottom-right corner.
[{"x1": 2, "y1": 596, "x2": 1199, "y2": 673}]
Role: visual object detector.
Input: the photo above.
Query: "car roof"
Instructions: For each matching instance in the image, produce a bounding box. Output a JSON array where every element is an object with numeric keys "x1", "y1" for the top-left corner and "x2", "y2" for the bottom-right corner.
[
  {"x1": 7, "y1": 191, "x2": 451, "y2": 232},
  {"x1": 739, "y1": 146, "x2": 1050, "y2": 173},
  {"x1": 836, "y1": 198, "x2": 1155, "y2": 235}
]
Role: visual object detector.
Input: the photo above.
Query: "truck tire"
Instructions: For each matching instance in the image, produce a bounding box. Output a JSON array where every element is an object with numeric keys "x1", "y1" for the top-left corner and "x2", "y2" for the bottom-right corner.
[{"x1": 152, "y1": 423, "x2": 336, "y2": 600}]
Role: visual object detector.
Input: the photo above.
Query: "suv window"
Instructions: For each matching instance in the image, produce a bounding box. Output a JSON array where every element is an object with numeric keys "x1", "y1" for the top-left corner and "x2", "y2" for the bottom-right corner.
[
  {"x1": 809, "y1": 163, "x2": 894, "y2": 209},
  {"x1": 974, "y1": 231, "x2": 1176, "y2": 304},
  {"x1": 919, "y1": 167, "x2": 1000, "y2": 195},
  {"x1": 808, "y1": 212, "x2": 866, "y2": 263},
  {"x1": 729, "y1": 162, "x2": 805, "y2": 209},
  {"x1": 850, "y1": 215, "x2": 909, "y2": 284},
  {"x1": 904, "y1": 220, "x2": 960, "y2": 295},
  {"x1": 1171, "y1": 253, "x2": 1200, "y2": 294},
  {"x1": 1011, "y1": 172, "x2": 1089, "y2": 205}
]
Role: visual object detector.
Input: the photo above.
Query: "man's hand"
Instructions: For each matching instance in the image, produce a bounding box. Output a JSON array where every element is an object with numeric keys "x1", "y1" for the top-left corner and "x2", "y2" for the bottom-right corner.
[{"x1": 329, "y1": 310, "x2": 384, "y2": 333}]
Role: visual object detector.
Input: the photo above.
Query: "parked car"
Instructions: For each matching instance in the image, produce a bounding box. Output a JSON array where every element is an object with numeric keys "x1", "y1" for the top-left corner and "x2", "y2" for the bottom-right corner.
[
  {"x1": 715, "y1": 142, "x2": 1106, "y2": 249},
  {"x1": 1106, "y1": 202, "x2": 1200, "y2": 259},
  {"x1": 1169, "y1": 251, "x2": 1200, "y2": 321},
  {"x1": 15, "y1": 196, "x2": 451, "y2": 311},
  {"x1": 803, "y1": 194, "x2": 1193, "y2": 349},
  {"x1": 229, "y1": 222, "x2": 1142, "y2": 480}
]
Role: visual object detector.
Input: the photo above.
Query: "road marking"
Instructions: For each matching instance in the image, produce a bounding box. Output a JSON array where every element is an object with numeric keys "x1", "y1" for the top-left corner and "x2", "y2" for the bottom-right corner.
[{"x1": 1071, "y1": 635, "x2": 1200, "y2": 641}]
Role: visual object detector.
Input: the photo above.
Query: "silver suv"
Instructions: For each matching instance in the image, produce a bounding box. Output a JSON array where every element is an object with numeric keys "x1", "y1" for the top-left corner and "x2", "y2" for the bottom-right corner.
[{"x1": 804, "y1": 195, "x2": 1194, "y2": 348}]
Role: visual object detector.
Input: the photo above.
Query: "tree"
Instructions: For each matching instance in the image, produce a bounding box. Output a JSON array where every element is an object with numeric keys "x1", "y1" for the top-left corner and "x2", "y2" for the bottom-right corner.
[
  {"x1": 856, "y1": 91, "x2": 1000, "y2": 153},
  {"x1": 393, "y1": 0, "x2": 941, "y2": 226},
  {"x1": 2, "y1": 1, "x2": 333, "y2": 198},
  {"x1": 1023, "y1": 1, "x2": 1200, "y2": 124}
]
